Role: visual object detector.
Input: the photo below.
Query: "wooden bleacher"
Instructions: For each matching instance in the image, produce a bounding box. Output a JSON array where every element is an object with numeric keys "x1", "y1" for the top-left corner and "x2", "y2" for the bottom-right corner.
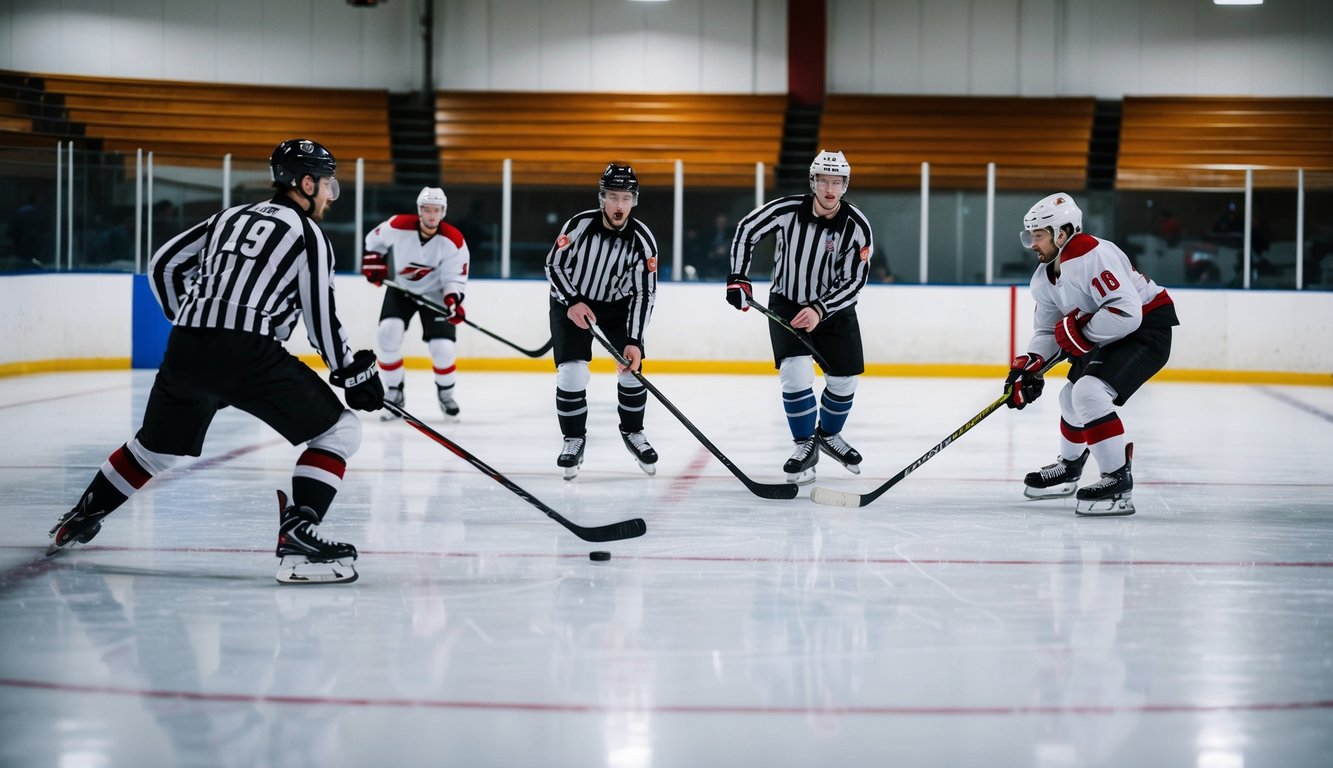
[
  {"x1": 434, "y1": 91, "x2": 786, "y2": 187},
  {"x1": 18, "y1": 72, "x2": 394, "y2": 182},
  {"x1": 1117, "y1": 96, "x2": 1333, "y2": 190},
  {"x1": 818, "y1": 95, "x2": 1096, "y2": 190}
]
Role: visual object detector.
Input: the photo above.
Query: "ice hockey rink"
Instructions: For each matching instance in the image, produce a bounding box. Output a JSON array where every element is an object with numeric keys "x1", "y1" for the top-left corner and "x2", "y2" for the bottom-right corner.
[{"x1": 2, "y1": 368, "x2": 1331, "y2": 768}]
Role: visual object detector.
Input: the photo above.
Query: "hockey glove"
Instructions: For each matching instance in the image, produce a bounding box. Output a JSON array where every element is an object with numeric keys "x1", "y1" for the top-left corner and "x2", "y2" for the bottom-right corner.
[
  {"x1": 442, "y1": 293, "x2": 466, "y2": 325},
  {"x1": 1004, "y1": 353, "x2": 1046, "y2": 410},
  {"x1": 1054, "y1": 310, "x2": 1094, "y2": 356},
  {"x1": 330, "y1": 349, "x2": 385, "y2": 412},
  {"x1": 726, "y1": 273, "x2": 753, "y2": 311},
  {"x1": 361, "y1": 252, "x2": 387, "y2": 285}
]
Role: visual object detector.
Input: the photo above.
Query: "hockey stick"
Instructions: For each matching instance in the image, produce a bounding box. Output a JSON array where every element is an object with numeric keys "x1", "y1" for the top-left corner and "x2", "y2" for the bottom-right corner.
[
  {"x1": 809, "y1": 353, "x2": 1069, "y2": 508},
  {"x1": 744, "y1": 296, "x2": 833, "y2": 371},
  {"x1": 385, "y1": 280, "x2": 554, "y2": 358},
  {"x1": 384, "y1": 402, "x2": 646, "y2": 542},
  {"x1": 588, "y1": 324, "x2": 799, "y2": 500}
]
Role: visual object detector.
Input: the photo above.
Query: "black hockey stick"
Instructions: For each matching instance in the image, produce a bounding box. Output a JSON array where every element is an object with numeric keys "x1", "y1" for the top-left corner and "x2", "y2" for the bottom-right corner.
[
  {"x1": 744, "y1": 296, "x2": 833, "y2": 371},
  {"x1": 809, "y1": 353, "x2": 1069, "y2": 508},
  {"x1": 384, "y1": 402, "x2": 646, "y2": 542},
  {"x1": 588, "y1": 324, "x2": 799, "y2": 500},
  {"x1": 385, "y1": 280, "x2": 554, "y2": 358}
]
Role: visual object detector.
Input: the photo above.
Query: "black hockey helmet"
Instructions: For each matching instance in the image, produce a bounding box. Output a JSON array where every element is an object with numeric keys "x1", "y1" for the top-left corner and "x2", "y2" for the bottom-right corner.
[
  {"x1": 598, "y1": 163, "x2": 638, "y2": 206},
  {"x1": 270, "y1": 139, "x2": 337, "y2": 190}
]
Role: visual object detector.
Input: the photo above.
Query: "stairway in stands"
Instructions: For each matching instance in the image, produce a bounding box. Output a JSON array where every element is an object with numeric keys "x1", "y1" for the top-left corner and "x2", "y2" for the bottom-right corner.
[
  {"x1": 1087, "y1": 100, "x2": 1123, "y2": 191},
  {"x1": 388, "y1": 92, "x2": 441, "y2": 187},
  {"x1": 775, "y1": 102, "x2": 823, "y2": 195}
]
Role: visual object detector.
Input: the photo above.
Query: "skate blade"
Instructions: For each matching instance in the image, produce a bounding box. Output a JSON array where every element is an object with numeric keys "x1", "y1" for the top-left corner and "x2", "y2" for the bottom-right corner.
[
  {"x1": 817, "y1": 447, "x2": 861, "y2": 474},
  {"x1": 636, "y1": 460, "x2": 657, "y2": 476},
  {"x1": 276, "y1": 556, "x2": 359, "y2": 585},
  {"x1": 439, "y1": 412, "x2": 461, "y2": 424},
  {"x1": 786, "y1": 468, "x2": 817, "y2": 486},
  {"x1": 1075, "y1": 494, "x2": 1135, "y2": 517},
  {"x1": 379, "y1": 411, "x2": 402, "y2": 422},
  {"x1": 1024, "y1": 483, "x2": 1078, "y2": 500},
  {"x1": 562, "y1": 466, "x2": 579, "y2": 481}
]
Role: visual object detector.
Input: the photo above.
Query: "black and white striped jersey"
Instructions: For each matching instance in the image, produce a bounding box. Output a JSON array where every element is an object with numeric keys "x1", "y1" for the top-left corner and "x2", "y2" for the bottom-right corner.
[
  {"x1": 149, "y1": 194, "x2": 354, "y2": 371},
  {"x1": 545, "y1": 210, "x2": 659, "y2": 343},
  {"x1": 730, "y1": 194, "x2": 874, "y2": 317}
]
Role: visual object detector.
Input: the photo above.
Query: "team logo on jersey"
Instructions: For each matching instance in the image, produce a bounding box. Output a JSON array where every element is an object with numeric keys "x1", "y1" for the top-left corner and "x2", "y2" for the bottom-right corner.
[
  {"x1": 556, "y1": 235, "x2": 571, "y2": 250},
  {"x1": 399, "y1": 263, "x2": 435, "y2": 281},
  {"x1": 646, "y1": 256, "x2": 657, "y2": 273},
  {"x1": 859, "y1": 246, "x2": 871, "y2": 262},
  {"x1": 825, "y1": 235, "x2": 836, "y2": 253}
]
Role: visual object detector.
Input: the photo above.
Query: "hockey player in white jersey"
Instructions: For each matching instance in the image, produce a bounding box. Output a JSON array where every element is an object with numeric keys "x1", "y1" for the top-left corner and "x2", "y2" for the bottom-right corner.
[
  {"x1": 1006, "y1": 193, "x2": 1179, "y2": 516},
  {"x1": 362, "y1": 187, "x2": 471, "y2": 421}
]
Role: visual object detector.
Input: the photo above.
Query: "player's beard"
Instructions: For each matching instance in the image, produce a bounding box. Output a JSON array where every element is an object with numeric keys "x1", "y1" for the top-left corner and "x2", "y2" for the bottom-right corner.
[{"x1": 311, "y1": 199, "x2": 331, "y2": 222}]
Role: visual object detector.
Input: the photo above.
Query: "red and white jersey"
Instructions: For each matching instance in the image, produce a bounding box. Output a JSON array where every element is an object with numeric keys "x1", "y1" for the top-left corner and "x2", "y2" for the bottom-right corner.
[
  {"x1": 1027, "y1": 233, "x2": 1174, "y2": 361},
  {"x1": 364, "y1": 214, "x2": 469, "y2": 299}
]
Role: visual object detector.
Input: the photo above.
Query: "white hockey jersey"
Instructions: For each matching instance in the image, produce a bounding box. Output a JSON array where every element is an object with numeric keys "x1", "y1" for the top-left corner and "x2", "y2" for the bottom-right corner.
[
  {"x1": 364, "y1": 214, "x2": 470, "y2": 299},
  {"x1": 1027, "y1": 233, "x2": 1175, "y2": 361}
]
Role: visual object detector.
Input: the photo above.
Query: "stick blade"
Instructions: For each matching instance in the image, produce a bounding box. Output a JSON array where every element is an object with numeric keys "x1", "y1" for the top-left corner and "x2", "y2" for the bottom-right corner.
[
  {"x1": 747, "y1": 481, "x2": 800, "y2": 500},
  {"x1": 809, "y1": 486, "x2": 866, "y2": 508},
  {"x1": 575, "y1": 517, "x2": 647, "y2": 543}
]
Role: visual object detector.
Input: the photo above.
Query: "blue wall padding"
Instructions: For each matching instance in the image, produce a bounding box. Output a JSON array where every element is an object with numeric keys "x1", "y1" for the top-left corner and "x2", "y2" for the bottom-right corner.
[{"x1": 131, "y1": 274, "x2": 171, "y2": 369}]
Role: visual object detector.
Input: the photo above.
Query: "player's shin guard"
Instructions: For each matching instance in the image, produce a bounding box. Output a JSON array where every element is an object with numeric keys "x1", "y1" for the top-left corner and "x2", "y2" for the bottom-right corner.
[
  {"x1": 782, "y1": 388, "x2": 817, "y2": 441},
  {"x1": 556, "y1": 388, "x2": 588, "y2": 439},
  {"x1": 48, "y1": 441, "x2": 165, "y2": 557},
  {"x1": 292, "y1": 448, "x2": 346, "y2": 520},
  {"x1": 275, "y1": 490, "x2": 358, "y2": 585}
]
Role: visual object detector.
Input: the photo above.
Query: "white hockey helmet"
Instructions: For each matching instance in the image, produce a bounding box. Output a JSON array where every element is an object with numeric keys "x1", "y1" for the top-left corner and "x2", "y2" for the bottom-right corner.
[
  {"x1": 809, "y1": 150, "x2": 851, "y2": 192},
  {"x1": 417, "y1": 187, "x2": 447, "y2": 216},
  {"x1": 1020, "y1": 192, "x2": 1082, "y2": 248}
]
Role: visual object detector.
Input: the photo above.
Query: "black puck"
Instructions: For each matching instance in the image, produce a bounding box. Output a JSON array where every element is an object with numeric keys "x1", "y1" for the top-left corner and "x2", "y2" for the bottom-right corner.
[{"x1": 589, "y1": 551, "x2": 611, "y2": 561}]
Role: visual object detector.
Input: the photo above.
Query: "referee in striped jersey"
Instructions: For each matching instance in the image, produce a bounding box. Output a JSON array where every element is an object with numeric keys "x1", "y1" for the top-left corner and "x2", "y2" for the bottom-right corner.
[
  {"x1": 47, "y1": 139, "x2": 383, "y2": 585},
  {"x1": 545, "y1": 164, "x2": 659, "y2": 480},
  {"x1": 726, "y1": 150, "x2": 875, "y2": 485}
]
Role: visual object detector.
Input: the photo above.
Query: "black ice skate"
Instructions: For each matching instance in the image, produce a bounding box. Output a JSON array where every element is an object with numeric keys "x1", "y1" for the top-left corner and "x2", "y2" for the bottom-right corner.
[
  {"x1": 437, "y1": 385, "x2": 460, "y2": 421},
  {"x1": 274, "y1": 490, "x2": 358, "y2": 585},
  {"x1": 46, "y1": 492, "x2": 108, "y2": 557},
  {"x1": 1023, "y1": 449, "x2": 1090, "y2": 499},
  {"x1": 620, "y1": 429, "x2": 658, "y2": 476},
  {"x1": 380, "y1": 384, "x2": 405, "y2": 422},
  {"x1": 1076, "y1": 444, "x2": 1135, "y2": 517},
  {"x1": 783, "y1": 436, "x2": 819, "y2": 485},
  {"x1": 557, "y1": 436, "x2": 586, "y2": 481},
  {"x1": 815, "y1": 429, "x2": 862, "y2": 475}
]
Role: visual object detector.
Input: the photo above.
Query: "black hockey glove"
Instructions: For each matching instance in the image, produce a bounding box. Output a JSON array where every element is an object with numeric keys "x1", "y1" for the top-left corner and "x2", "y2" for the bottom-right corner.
[
  {"x1": 330, "y1": 349, "x2": 385, "y2": 412},
  {"x1": 726, "y1": 273, "x2": 753, "y2": 311},
  {"x1": 1004, "y1": 353, "x2": 1046, "y2": 410}
]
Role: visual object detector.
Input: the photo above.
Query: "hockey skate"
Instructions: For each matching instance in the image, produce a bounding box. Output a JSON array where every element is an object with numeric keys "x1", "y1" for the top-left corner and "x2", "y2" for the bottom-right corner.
[
  {"x1": 1023, "y1": 449, "x2": 1090, "y2": 499},
  {"x1": 46, "y1": 492, "x2": 107, "y2": 557},
  {"x1": 557, "y1": 436, "x2": 586, "y2": 481},
  {"x1": 815, "y1": 429, "x2": 862, "y2": 475},
  {"x1": 620, "y1": 429, "x2": 658, "y2": 476},
  {"x1": 784, "y1": 437, "x2": 819, "y2": 485},
  {"x1": 1075, "y1": 444, "x2": 1135, "y2": 517},
  {"x1": 379, "y1": 384, "x2": 404, "y2": 422},
  {"x1": 274, "y1": 490, "x2": 358, "y2": 585},
  {"x1": 437, "y1": 386, "x2": 460, "y2": 422}
]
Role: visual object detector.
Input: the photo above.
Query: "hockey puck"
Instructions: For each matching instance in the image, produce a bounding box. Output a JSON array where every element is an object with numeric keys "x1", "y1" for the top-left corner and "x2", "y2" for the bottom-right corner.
[{"x1": 589, "y1": 551, "x2": 611, "y2": 562}]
